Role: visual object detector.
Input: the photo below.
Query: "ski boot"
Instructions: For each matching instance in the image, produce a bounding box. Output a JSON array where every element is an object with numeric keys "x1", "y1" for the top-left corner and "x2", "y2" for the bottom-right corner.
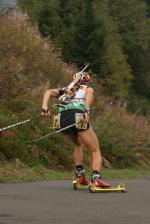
[
  {"x1": 73, "y1": 166, "x2": 90, "y2": 190},
  {"x1": 88, "y1": 172, "x2": 126, "y2": 193}
]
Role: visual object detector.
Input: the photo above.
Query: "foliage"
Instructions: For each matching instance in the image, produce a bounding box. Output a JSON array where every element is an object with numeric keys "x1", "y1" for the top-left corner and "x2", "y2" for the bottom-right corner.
[
  {"x1": 109, "y1": 0, "x2": 150, "y2": 99},
  {"x1": 91, "y1": 92, "x2": 150, "y2": 168},
  {"x1": 19, "y1": 0, "x2": 150, "y2": 102},
  {"x1": 0, "y1": 12, "x2": 68, "y2": 96},
  {"x1": 0, "y1": 13, "x2": 150, "y2": 171},
  {"x1": 127, "y1": 93, "x2": 150, "y2": 115},
  {"x1": 0, "y1": 13, "x2": 72, "y2": 167},
  {"x1": 92, "y1": 0, "x2": 132, "y2": 98}
]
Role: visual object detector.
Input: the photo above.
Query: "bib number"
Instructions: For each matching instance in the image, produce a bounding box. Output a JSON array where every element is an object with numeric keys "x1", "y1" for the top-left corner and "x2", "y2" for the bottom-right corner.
[
  {"x1": 75, "y1": 113, "x2": 87, "y2": 129},
  {"x1": 53, "y1": 114, "x2": 61, "y2": 129}
]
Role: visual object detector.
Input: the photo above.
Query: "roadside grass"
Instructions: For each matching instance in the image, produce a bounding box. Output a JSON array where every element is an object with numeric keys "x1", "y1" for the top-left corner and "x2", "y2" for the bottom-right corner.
[
  {"x1": 0, "y1": 161, "x2": 72, "y2": 182},
  {"x1": 0, "y1": 161, "x2": 149, "y2": 182},
  {"x1": 102, "y1": 167, "x2": 150, "y2": 180}
]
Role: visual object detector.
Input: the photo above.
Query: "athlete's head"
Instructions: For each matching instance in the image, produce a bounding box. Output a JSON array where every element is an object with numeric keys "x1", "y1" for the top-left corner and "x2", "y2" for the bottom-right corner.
[{"x1": 81, "y1": 72, "x2": 90, "y2": 83}]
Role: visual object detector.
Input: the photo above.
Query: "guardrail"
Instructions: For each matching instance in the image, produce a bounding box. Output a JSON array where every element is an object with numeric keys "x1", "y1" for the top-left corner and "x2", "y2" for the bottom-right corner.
[{"x1": 0, "y1": 0, "x2": 17, "y2": 14}]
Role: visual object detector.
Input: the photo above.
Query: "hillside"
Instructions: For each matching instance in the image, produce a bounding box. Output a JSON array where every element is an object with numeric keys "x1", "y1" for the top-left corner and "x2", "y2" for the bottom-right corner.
[{"x1": 0, "y1": 13, "x2": 150, "y2": 181}]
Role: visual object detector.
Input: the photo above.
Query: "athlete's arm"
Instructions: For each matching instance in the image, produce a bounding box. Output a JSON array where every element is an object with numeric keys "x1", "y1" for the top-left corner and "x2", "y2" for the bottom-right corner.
[
  {"x1": 84, "y1": 87, "x2": 94, "y2": 123},
  {"x1": 42, "y1": 89, "x2": 59, "y2": 116},
  {"x1": 85, "y1": 87, "x2": 94, "y2": 109}
]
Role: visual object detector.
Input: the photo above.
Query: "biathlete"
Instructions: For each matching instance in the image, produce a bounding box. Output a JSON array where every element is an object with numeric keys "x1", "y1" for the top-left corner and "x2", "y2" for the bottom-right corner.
[{"x1": 41, "y1": 71, "x2": 110, "y2": 188}]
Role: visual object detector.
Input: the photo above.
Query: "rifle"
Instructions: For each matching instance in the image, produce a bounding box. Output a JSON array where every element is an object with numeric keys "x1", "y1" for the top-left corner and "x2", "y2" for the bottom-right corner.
[{"x1": 59, "y1": 63, "x2": 90, "y2": 102}]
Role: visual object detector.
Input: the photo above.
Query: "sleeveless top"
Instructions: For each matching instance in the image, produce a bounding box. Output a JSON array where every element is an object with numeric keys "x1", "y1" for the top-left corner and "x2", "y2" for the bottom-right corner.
[{"x1": 59, "y1": 85, "x2": 88, "y2": 112}]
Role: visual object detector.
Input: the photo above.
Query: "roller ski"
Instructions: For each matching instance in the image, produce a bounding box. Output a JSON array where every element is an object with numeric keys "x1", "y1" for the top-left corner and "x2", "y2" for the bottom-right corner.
[
  {"x1": 73, "y1": 175, "x2": 90, "y2": 190},
  {"x1": 88, "y1": 173, "x2": 127, "y2": 193},
  {"x1": 88, "y1": 182, "x2": 127, "y2": 193}
]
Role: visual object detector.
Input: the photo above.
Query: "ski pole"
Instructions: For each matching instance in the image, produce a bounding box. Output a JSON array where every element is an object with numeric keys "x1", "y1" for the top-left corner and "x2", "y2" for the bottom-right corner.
[
  {"x1": 76, "y1": 63, "x2": 90, "y2": 82},
  {"x1": 80, "y1": 63, "x2": 90, "y2": 73},
  {"x1": 31, "y1": 123, "x2": 76, "y2": 144},
  {"x1": 66, "y1": 63, "x2": 90, "y2": 91},
  {"x1": 0, "y1": 115, "x2": 42, "y2": 132}
]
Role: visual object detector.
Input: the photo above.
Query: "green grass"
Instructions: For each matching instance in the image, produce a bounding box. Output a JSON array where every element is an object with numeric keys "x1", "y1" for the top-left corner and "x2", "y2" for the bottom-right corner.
[
  {"x1": 0, "y1": 161, "x2": 72, "y2": 182},
  {"x1": 0, "y1": 161, "x2": 149, "y2": 182},
  {"x1": 102, "y1": 167, "x2": 150, "y2": 179}
]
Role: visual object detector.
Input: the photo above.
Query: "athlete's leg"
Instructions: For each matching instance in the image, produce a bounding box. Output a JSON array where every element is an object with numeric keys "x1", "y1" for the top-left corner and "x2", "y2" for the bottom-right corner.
[
  {"x1": 78, "y1": 128, "x2": 102, "y2": 171},
  {"x1": 66, "y1": 133, "x2": 90, "y2": 185},
  {"x1": 78, "y1": 128, "x2": 110, "y2": 187},
  {"x1": 66, "y1": 134, "x2": 84, "y2": 166}
]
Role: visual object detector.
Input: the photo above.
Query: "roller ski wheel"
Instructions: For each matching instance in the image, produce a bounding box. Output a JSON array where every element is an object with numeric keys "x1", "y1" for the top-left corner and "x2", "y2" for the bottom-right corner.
[
  {"x1": 72, "y1": 179, "x2": 90, "y2": 190},
  {"x1": 119, "y1": 183, "x2": 127, "y2": 193},
  {"x1": 88, "y1": 183, "x2": 127, "y2": 193}
]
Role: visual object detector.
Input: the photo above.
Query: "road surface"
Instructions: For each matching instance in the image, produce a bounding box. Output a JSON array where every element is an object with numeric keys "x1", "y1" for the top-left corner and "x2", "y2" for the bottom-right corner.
[{"x1": 0, "y1": 178, "x2": 150, "y2": 224}]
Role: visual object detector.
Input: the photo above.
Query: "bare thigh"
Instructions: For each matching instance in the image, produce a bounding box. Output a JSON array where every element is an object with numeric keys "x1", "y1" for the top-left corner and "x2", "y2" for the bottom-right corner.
[{"x1": 78, "y1": 128, "x2": 100, "y2": 150}]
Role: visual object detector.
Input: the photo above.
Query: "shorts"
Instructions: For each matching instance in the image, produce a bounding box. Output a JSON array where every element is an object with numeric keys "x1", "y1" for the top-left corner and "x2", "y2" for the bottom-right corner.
[{"x1": 59, "y1": 109, "x2": 90, "y2": 135}]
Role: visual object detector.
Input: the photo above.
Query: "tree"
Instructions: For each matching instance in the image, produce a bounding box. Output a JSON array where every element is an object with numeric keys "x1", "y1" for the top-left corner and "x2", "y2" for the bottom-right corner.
[
  {"x1": 60, "y1": 0, "x2": 100, "y2": 70},
  {"x1": 92, "y1": 0, "x2": 132, "y2": 98},
  {"x1": 19, "y1": 0, "x2": 62, "y2": 39},
  {"x1": 109, "y1": 0, "x2": 150, "y2": 99}
]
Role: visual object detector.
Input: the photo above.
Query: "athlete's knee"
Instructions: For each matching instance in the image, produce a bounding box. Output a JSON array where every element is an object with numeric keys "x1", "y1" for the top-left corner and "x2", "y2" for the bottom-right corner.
[
  {"x1": 75, "y1": 140, "x2": 83, "y2": 148},
  {"x1": 89, "y1": 145, "x2": 100, "y2": 153}
]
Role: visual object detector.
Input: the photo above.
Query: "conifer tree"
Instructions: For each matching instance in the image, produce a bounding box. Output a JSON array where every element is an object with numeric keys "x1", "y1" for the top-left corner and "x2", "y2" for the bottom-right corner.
[
  {"x1": 109, "y1": 0, "x2": 150, "y2": 98},
  {"x1": 92, "y1": 0, "x2": 132, "y2": 98},
  {"x1": 20, "y1": 0, "x2": 62, "y2": 39},
  {"x1": 20, "y1": 0, "x2": 148, "y2": 98},
  {"x1": 59, "y1": 0, "x2": 98, "y2": 69}
]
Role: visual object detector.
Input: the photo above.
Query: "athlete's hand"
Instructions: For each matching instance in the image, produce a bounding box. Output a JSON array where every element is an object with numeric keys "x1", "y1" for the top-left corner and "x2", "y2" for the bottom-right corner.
[
  {"x1": 84, "y1": 112, "x2": 89, "y2": 123},
  {"x1": 73, "y1": 72, "x2": 82, "y2": 83},
  {"x1": 41, "y1": 108, "x2": 51, "y2": 117}
]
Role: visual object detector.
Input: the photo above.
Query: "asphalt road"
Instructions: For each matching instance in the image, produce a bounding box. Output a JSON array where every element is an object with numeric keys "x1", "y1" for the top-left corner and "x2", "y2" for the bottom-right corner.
[{"x1": 0, "y1": 178, "x2": 150, "y2": 224}]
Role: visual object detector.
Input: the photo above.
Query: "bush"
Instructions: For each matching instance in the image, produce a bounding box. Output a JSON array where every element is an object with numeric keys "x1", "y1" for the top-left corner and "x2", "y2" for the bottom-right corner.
[
  {"x1": 127, "y1": 94, "x2": 150, "y2": 115},
  {"x1": 0, "y1": 13, "x2": 150, "y2": 170},
  {"x1": 91, "y1": 95, "x2": 150, "y2": 168}
]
